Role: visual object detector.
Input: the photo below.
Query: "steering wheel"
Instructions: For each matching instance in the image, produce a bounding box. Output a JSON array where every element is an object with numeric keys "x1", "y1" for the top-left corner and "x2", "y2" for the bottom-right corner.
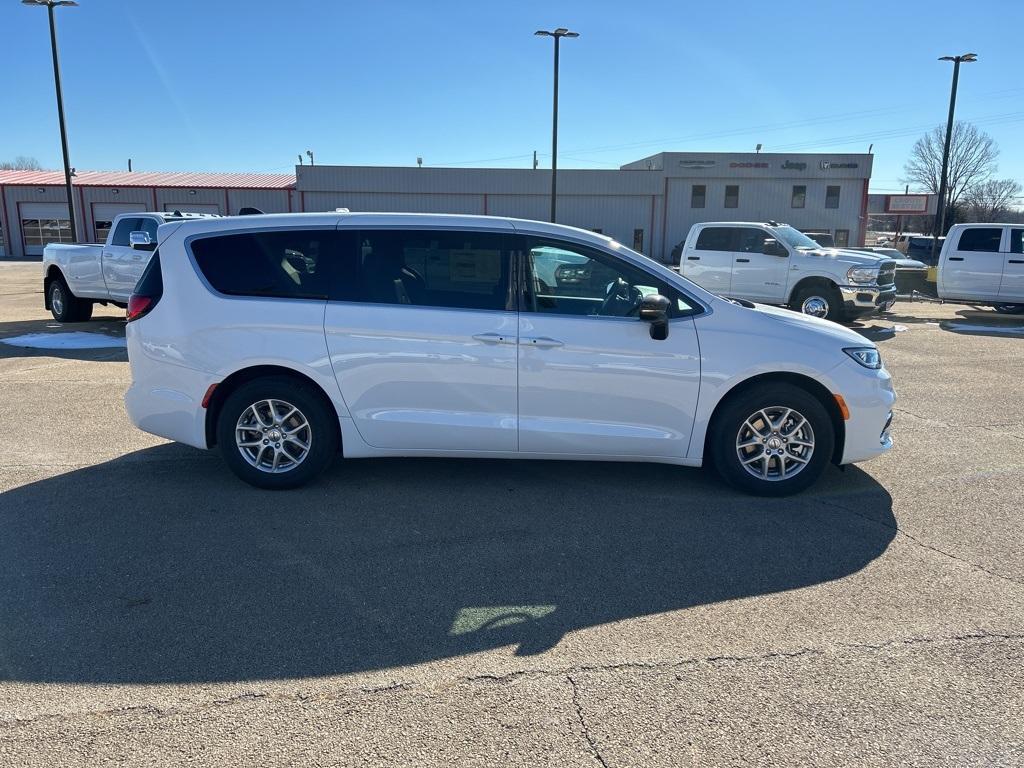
[{"x1": 597, "y1": 278, "x2": 642, "y2": 316}]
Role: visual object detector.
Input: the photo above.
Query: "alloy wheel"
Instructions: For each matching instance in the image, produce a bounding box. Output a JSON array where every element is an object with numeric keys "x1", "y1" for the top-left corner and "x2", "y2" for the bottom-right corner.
[
  {"x1": 735, "y1": 406, "x2": 815, "y2": 482},
  {"x1": 235, "y1": 398, "x2": 312, "y2": 474}
]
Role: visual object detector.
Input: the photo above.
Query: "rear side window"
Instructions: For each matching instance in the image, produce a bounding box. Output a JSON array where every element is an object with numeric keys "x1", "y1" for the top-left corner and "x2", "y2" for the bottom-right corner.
[
  {"x1": 957, "y1": 227, "x2": 1002, "y2": 252},
  {"x1": 111, "y1": 217, "x2": 141, "y2": 246},
  {"x1": 1011, "y1": 229, "x2": 1023, "y2": 254},
  {"x1": 191, "y1": 229, "x2": 336, "y2": 299},
  {"x1": 695, "y1": 227, "x2": 732, "y2": 251},
  {"x1": 336, "y1": 229, "x2": 511, "y2": 311}
]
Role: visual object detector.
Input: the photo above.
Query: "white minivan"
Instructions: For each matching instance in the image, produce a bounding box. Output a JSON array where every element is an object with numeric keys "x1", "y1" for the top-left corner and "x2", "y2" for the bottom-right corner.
[
  {"x1": 679, "y1": 222, "x2": 897, "y2": 322},
  {"x1": 124, "y1": 213, "x2": 895, "y2": 496},
  {"x1": 937, "y1": 223, "x2": 1024, "y2": 313}
]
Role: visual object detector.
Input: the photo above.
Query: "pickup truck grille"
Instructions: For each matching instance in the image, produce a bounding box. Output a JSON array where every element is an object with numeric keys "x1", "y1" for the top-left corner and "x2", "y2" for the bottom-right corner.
[{"x1": 877, "y1": 261, "x2": 896, "y2": 287}]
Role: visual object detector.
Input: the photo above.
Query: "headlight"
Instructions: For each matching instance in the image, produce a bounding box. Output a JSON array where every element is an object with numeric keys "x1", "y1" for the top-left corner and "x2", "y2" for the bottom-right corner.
[
  {"x1": 844, "y1": 347, "x2": 882, "y2": 369},
  {"x1": 847, "y1": 266, "x2": 879, "y2": 284}
]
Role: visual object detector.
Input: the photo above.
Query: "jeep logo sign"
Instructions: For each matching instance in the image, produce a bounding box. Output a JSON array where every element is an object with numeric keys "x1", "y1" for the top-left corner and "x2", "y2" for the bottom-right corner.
[{"x1": 781, "y1": 161, "x2": 807, "y2": 171}]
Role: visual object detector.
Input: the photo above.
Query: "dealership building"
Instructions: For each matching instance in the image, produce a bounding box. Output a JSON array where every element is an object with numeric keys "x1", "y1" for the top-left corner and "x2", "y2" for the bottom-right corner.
[{"x1": 0, "y1": 151, "x2": 871, "y2": 261}]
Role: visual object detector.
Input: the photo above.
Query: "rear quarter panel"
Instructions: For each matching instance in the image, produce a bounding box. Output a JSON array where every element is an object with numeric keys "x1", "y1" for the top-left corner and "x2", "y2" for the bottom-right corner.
[{"x1": 44, "y1": 243, "x2": 106, "y2": 299}]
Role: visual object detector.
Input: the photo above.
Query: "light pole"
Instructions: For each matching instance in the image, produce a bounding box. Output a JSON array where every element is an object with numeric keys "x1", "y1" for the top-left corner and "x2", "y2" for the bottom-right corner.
[
  {"x1": 930, "y1": 52, "x2": 977, "y2": 265},
  {"x1": 535, "y1": 27, "x2": 578, "y2": 223},
  {"x1": 23, "y1": 0, "x2": 79, "y2": 242}
]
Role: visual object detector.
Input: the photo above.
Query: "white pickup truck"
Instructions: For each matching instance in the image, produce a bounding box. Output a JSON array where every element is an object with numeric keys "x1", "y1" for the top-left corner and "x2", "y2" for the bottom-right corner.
[
  {"x1": 937, "y1": 222, "x2": 1024, "y2": 314},
  {"x1": 678, "y1": 221, "x2": 897, "y2": 322},
  {"x1": 43, "y1": 211, "x2": 218, "y2": 321}
]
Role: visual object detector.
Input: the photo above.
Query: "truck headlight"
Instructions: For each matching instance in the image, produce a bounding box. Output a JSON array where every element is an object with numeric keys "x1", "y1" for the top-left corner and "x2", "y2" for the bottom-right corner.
[
  {"x1": 844, "y1": 347, "x2": 882, "y2": 369},
  {"x1": 847, "y1": 266, "x2": 879, "y2": 284}
]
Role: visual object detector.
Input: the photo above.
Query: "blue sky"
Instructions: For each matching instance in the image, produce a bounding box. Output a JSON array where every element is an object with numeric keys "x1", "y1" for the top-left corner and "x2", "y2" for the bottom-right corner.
[{"x1": 3, "y1": 0, "x2": 1022, "y2": 195}]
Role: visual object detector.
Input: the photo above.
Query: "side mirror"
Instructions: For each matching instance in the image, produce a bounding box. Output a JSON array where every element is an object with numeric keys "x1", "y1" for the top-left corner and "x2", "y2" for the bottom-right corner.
[
  {"x1": 638, "y1": 293, "x2": 671, "y2": 340},
  {"x1": 129, "y1": 231, "x2": 156, "y2": 251},
  {"x1": 763, "y1": 238, "x2": 788, "y2": 257}
]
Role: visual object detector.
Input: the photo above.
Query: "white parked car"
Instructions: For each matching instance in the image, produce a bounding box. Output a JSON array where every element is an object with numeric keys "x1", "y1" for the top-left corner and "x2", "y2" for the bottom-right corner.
[
  {"x1": 124, "y1": 213, "x2": 895, "y2": 496},
  {"x1": 679, "y1": 222, "x2": 898, "y2": 322},
  {"x1": 937, "y1": 223, "x2": 1024, "y2": 313},
  {"x1": 42, "y1": 211, "x2": 219, "y2": 321}
]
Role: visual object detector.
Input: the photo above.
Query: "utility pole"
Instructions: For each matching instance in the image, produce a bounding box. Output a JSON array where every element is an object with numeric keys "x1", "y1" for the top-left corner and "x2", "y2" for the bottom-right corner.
[
  {"x1": 535, "y1": 28, "x2": 579, "y2": 223},
  {"x1": 931, "y1": 52, "x2": 977, "y2": 265},
  {"x1": 23, "y1": 0, "x2": 80, "y2": 241}
]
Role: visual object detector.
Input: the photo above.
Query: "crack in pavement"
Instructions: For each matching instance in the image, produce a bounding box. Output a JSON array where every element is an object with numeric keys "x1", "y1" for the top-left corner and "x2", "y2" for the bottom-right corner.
[
  {"x1": 3, "y1": 630, "x2": 1022, "y2": 732},
  {"x1": 821, "y1": 497, "x2": 1024, "y2": 590},
  {"x1": 893, "y1": 407, "x2": 1024, "y2": 441},
  {"x1": 567, "y1": 673, "x2": 609, "y2": 768}
]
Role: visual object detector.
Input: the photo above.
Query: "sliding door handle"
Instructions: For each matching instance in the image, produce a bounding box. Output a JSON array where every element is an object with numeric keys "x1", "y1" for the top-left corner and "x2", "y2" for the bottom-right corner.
[
  {"x1": 522, "y1": 336, "x2": 564, "y2": 349},
  {"x1": 1008, "y1": 259, "x2": 1024, "y2": 264},
  {"x1": 472, "y1": 332, "x2": 510, "y2": 344},
  {"x1": 735, "y1": 258, "x2": 750, "y2": 263},
  {"x1": 686, "y1": 256, "x2": 700, "y2": 261},
  {"x1": 948, "y1": 257, "x2": 964, "y2": 261}
]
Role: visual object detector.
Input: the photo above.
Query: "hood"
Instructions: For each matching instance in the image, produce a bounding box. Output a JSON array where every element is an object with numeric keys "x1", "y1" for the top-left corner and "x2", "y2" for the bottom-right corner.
[
  {"x1": 798, "y1": 247, "x2": 890, "y2": 266},
  {"x1": 714, "y1": 296, "x2": 872, "y2": 349}
]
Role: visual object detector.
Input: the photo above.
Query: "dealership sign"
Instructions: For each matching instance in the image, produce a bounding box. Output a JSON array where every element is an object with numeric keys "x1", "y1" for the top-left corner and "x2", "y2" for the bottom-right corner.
[
  {"x1": 781, "y1": 160, "x2": 807, "y2": 171},
  {"x1": 678, "y1": 159, "x2": 716, "y2": 168},
  {"x1": 729, "y1": 162, "x2": 769, "y2": 169},
  {"x1": 820, "y1": 161, "x2": 859, "y2": 170}
]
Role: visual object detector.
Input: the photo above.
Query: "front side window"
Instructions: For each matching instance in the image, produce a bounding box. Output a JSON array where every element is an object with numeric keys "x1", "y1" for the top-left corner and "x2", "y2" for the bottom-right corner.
[
  {"x1": 522, "y1": 237, "x2": 695, "y2": 317},
  {"x1": 191, "y1": 229, "x2": 335, "y2": 299},
  {"x1": 724, "y1": 185, "x2": 739, "y2": 208},
  {"x1": 791, "y1": 185, "x2": 806, "y2": 208},
  {"x1": 957, "y1": 227, "x2": 1002, "y2": 252},
  {"x1": 111, "y1": 218, "x2": 141, "y2": 247},
  {"x1": 691, "y1": 185, "x2": 706, "y2": 208},
  {"x1": 825, "y1": 186, "x2": 841, "y2": 209},
  {"x1": 695, "y1": 227, "x2": 732, "y2": 251},
  {"x1": 340, "y1": 229, "x2": 511, "y2": 311},
  {"x1": 835, "y1": 229, "x2": 850, "y2": 247},
  {"x1": 734, "y1": 228, "x2": 767, "y2": 253},
  {"x1": 139, "y1": 217, "x2": 159, "y2": 241}
]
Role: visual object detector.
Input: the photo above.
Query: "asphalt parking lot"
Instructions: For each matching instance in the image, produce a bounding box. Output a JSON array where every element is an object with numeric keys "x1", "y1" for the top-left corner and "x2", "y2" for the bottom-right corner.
[{"x1": 1, "y1": 260, "x2": 1022, "y2": 766}]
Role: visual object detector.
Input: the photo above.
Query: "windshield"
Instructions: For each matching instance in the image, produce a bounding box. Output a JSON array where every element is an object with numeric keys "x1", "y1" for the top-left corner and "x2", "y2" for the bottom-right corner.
[{"x1": 773, "y1": 225, "x2": 822, "y2": 250}]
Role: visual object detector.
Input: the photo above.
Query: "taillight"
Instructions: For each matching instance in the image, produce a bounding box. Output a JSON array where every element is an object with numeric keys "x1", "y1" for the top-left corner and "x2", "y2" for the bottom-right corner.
[
  {"x1": 126, "y1": 294, "x2": 154, "y2": 322},
  {"x1": 126, "y1": 251, "x2": 163, "y2": 322}
]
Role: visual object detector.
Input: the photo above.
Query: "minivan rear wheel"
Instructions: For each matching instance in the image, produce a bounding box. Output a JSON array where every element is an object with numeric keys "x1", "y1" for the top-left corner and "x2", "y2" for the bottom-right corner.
[
  {"x1": 216, "y1": 376, "x2": 338, "y2": 489},
  {"x1": 711, "y1": 383, "x2": 834, "y2": 496}
]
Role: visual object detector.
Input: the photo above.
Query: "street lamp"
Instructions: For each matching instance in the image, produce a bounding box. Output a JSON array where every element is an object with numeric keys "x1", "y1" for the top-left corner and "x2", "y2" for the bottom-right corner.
[
  {"x1": 930, "y1": 52, "x2": 977, "y2": 264},
  {"x1": 535, "y1": 27, "x2": 579, "y2": 223},
  {"x1": 23, "y1": 0, "x2": 80, "y2": 242}
]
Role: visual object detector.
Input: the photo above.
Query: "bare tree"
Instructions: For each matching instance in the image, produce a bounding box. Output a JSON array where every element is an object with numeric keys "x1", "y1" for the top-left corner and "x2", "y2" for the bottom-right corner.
[
  {"x1": 903, "y1": 122, "x2": 998, "y2": 210},
  {"x1": 0, "y1": 156, "x2": 43, "y2": 171},
  {"x1": 964, "y1": 178, "x2": 1023, "y2": 222}
]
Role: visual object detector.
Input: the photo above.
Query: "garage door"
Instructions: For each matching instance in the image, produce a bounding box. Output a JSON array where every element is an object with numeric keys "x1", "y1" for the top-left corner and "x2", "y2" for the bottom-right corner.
[
  {"x1": 163, "y1": 203, "x2": 221, "y2": 215},
  {"x1": 20, "y1": 202, "x2": 72, "y2": 256},
  {"x1": 92, "y1": 202, "x2": 145, "y2": 244}
]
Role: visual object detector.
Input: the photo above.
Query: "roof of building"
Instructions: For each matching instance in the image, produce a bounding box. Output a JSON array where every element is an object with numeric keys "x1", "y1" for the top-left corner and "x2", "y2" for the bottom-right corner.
[{"x1": 0, "y1": 169, "x2": 296, "y2": 189}]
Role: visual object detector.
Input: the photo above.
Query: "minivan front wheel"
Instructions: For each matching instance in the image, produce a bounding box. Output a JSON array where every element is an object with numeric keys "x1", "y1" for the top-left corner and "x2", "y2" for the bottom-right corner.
[
  {"x1": 216, "y1": 376, "x2": 338, "y2": 489},
  {"x1": 711, "y1": 383, "x2": 834, "y2": 496}
]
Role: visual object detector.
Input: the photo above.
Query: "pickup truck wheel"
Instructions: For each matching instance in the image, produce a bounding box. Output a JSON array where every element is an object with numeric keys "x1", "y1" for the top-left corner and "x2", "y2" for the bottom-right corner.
[
  {"x1": 711, "y1": 383, "x2": 834, "y2": 497},
  {"x1": 791, "y1": 284, "x2": 843, "y2": 322},
  {"x1": 48, "y1": 277, "x2": 93, "y2": 322},
  {"x1": 216, "y1": 376, "x2": 338, "y2": 490}
]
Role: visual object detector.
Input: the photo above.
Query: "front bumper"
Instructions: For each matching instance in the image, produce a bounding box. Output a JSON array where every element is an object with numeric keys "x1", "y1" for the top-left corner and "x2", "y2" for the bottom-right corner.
[
  {"x1": 839, "y1": 284, "x2": 897, "y2": 313},
  {"x1": 831, "y1": 363, "x2": 896, "y2": 464}
]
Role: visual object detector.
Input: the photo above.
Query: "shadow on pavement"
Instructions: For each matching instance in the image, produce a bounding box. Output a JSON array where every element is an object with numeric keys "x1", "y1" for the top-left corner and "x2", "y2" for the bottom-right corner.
[
  {"x1": 0, "y1": 445, "x2": 895, "y2": 684},
  {"x1": 0, "y1": 317, "x2": 127, "y2": 363}
]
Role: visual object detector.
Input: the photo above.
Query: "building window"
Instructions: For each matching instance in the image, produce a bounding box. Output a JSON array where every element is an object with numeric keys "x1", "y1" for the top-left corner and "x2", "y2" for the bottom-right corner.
[
  {"x1": 825, "y1": 186, "x2": 841, "y2": 209},
  {"x1": 791, "y1": 185, "x2": 806, "y2": 208},
  {"x1": 21, "y1": 218, "x2": 73, "y2": 247},
  {"x1": 835, "y1": 229, "x2": 850, "y2": 247},
  {"x1": 691, "y1": 185, "x2": 706, "y2": 208},
  {"x1": 94, "y1": 220, "x2": 114, "y2": 243},
  {"x1": 724, "y1": 185, "x2": 739, "y2": 209},
  {"x1": 633, "y1": 228, "x2": 644, "y2": 253}
]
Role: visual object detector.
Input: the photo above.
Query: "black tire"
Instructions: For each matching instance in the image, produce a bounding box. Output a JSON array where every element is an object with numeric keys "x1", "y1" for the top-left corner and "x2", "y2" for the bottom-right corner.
[
  {"x1": 993, "y1": 304, "x2": 1024, "y2": 315},
  {"x1": 790, "y1": 283, "x2": 845, "y2": 323},
  {"x1": 48, "y1": 276, "x2": 93, "y2": 322},
  {"x1": 710, "y1": 383, "x2": 835, "y2": 497},
  {"x1": 216, "y1": 376, "x2": 339, "y2": 490}
]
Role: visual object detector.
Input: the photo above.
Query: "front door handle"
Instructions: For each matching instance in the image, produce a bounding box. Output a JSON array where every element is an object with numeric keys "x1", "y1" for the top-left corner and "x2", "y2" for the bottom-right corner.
[
  {"x1": 736, "y1": 258, "x2": 750, "y2": 263},
  {"x1": 1008, "y1": 259, "x2": 1024, "y2": 264},
  {"x1": 522, "y1": 336, "x2": 564, "y2": 349},
  {"x1": 949, "y1": 257, "x2": 964, "y2": 261},
  {"x1": 687, "y1": 256, "x2": 700, "y2": 261},
  {"x1": 472, "y1": 332, "x2": 511, "y2": 344}
]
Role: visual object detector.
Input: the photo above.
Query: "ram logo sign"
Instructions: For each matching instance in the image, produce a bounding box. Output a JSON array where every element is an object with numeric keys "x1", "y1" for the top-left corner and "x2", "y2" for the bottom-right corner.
[{"x1": 820, "y1": 161, "x2": 859, "y2": 170}]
